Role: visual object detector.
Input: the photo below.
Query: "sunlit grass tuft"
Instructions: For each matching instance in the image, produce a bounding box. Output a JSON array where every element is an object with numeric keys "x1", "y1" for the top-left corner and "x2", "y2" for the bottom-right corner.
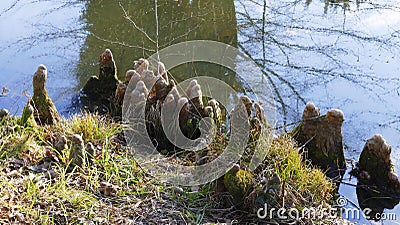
[
  {"x1": 264, "y1": 134, "x2": 334, "y2": 205},
  {"x1": 60, "y1": 112, "x2": 122, "y2": 144}
]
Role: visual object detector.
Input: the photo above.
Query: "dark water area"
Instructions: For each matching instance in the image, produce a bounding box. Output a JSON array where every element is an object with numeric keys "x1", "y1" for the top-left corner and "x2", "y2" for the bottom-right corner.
[
  {"x1": 76, "y1": 0, "x2": 240, "y2": 89},
  {"x1": 1, "y1": 0, "x2": 400, "y2": 223}
]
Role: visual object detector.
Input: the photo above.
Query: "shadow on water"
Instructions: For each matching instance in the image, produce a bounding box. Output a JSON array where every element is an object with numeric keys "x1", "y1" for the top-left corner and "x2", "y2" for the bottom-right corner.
[{"x1": 357, "y1": 185, "x2": 400, "y2": 221}]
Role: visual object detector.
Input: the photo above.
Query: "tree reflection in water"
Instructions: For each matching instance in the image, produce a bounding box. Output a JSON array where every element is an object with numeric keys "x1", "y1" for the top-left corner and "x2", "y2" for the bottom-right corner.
[
  {"x1": 236, "y1": 0, "x2": 400, "y2": 147},
  {"x1": 306, "y1": 0, "x2": 367, "y2": 13},
  {"x1": 76, "y1": 0, "x2": 240, "y2": 89},
  {"x1": 1, "y1": 0, "x2": 400, "y2": 221}
]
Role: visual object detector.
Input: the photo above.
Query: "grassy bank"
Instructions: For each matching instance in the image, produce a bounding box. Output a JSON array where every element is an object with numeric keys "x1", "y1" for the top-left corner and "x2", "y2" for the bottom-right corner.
[{"x1": 0, "y1": 113, "x2": 344, "y2": 224}]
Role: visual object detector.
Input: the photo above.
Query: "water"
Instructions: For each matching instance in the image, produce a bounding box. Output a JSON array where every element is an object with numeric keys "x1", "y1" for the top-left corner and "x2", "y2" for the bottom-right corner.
[
  {"x1": 1, "y1": 0, "x2": 400, "y2": 223},
  {"x1": 0, "y1": 0, "x2": 85, "y2": 116}
]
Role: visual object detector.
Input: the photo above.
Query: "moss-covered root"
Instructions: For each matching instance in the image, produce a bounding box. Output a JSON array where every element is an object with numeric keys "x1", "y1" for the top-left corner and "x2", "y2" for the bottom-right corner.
[
  {"x1": 355, "y1": 134, "x2": 400, "y2": 191},
  {"x1": 68, "y1": 134, "x2": 86, "y2": 170},
  {"x1": 82, "y1": 49, "x2": 119, "y2": 100},
  {"x1": 30, "y1": 64, "x2": 60, "y2": 125},
  {"x1": 292, "y1": 102, "x2": 346, "y2": 181},
  {"x1": 222, "y1": 167, "x2": 284, "y2": 212},
  {"x1": 19, "y1": 99, "x2": 37, "y2": 127},
  {"x1": 223, "y1": 165, "x2": 255, "y2": 207},
  {"x1": 68, "y1": 133, "x2": 95, "y2": 170},
  {"x1": 245, "y1": 172, "x2": 284, "y2": 212},
  {"x1": 99, "y1": 49, "x2": 118, "y2": 82}
]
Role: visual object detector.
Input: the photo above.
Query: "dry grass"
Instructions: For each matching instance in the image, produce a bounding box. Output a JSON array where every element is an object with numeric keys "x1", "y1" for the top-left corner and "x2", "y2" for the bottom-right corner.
[{"x1": 0, "y1": 113, "x2": 340, "y2": 224}]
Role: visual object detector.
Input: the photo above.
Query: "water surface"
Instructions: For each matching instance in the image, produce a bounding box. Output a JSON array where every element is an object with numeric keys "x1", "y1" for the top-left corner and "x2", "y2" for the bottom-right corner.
[{"x1": 1, "y1": 0, "x2": 400, "y2": 223}]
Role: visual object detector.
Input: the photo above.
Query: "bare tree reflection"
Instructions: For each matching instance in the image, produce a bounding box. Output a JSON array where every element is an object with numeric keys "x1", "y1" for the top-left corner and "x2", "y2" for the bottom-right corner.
[
  {"x1": 0, "y1": 0, "x2": 86, "y2": 55},
  {"x1": 2, "y1": 0, "x2": 400, "y2": 145},
  {"x1": 236, "y1": 0, "x2": 400, "y2": 132}
]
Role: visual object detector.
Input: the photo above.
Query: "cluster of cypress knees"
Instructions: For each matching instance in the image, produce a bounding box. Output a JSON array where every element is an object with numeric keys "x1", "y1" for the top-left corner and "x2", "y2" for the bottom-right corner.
[{"x1": 9, "y1": 48, "x2": 399, "y2": 214}]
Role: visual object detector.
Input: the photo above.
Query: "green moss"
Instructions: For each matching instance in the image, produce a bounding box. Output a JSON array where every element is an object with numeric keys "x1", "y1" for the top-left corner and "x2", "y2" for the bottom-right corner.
[
  {"x1": 99, "y1": 65, "x2": 119, "y2": 83},
  {"x1": 291, "y1": 121, "x2": 346, "y2": 179},
  {"x1": 265, "y1": 135, "x2": 334, "y2": 204},
  {"x1": 31, "y1": 65, "x2": 60, "y2": 125},
  {"x1": 82, "y1": 49, "x2": 119, "y2": 102},
  {"x1": 223, "y1": 169, "x2": 254, "y2": 206},
  {"x1": 357, "y1": 137, "x2": 395, "y2": 188},
  {"x1": 19, "y1": 101, "x2": 37, "y2": 127},
  {"x1": 31, "y1": 91, "x2": 60, "y2": 125}
]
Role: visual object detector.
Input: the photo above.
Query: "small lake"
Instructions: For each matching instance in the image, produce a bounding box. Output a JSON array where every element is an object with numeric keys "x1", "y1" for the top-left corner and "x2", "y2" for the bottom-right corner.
[{"x1": 1, "y1": 0, "x2": 400, "y2": 223}]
